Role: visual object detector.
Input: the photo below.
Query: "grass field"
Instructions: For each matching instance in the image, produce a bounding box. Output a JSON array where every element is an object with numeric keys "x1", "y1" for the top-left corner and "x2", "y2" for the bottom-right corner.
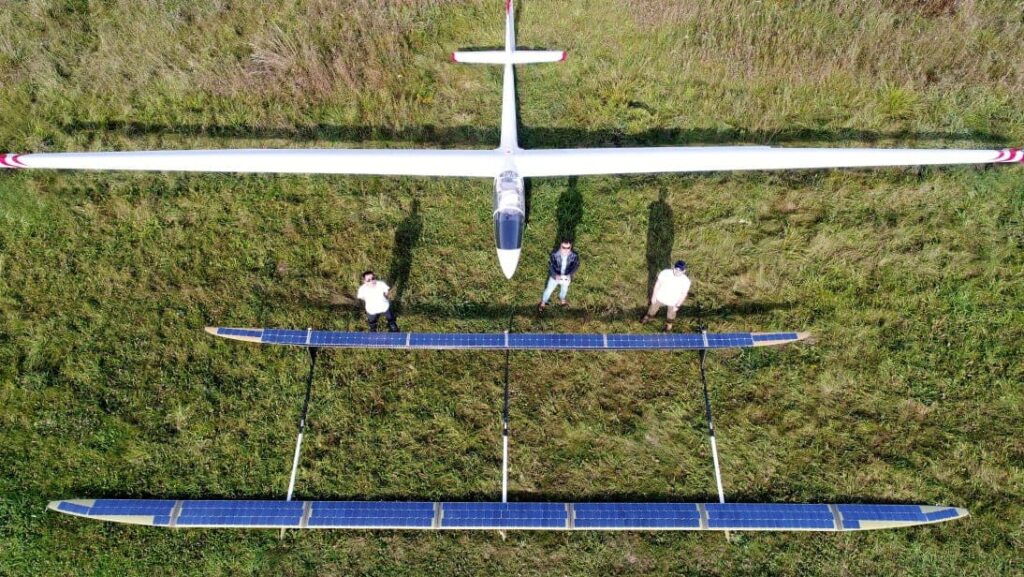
[{"x1": 1, "y1": 0, "x2": 1023, "y2": 575}]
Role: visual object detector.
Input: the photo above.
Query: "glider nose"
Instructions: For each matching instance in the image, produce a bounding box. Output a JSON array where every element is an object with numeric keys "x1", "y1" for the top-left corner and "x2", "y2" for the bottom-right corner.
[
  {"x1": 496, "y1": 249, "x2": 521, "y2": 279},
  {"x1": 493, "y1": 208, "x2": 524, "y2": 279}
]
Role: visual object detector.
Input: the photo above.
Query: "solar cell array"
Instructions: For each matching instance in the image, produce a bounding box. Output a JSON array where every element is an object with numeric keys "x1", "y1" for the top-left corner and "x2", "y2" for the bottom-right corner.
[
  {"x1": 50, "y1": 500, "x2": 967, "y2": 531},
  {"x1": 209, "y1": 327, "x2": 806, "y2": 350}
]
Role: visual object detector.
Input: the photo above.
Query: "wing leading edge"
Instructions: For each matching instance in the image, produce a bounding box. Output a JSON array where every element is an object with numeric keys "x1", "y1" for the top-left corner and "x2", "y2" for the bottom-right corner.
[
  {"x1": 515, "y1": 146, "x2": 1023, "y2": 177},
  {"x1": 0, "y1": 149, "x2": 502, "y2": 177}
]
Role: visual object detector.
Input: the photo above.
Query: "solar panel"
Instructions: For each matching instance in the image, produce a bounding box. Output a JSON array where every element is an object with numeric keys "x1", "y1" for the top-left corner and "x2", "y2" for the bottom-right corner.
[
  {"x1": 573, "y1": 503, "x2": 701, "y2": 529},
  {"x1": 836, "y1": 504, "x2": 966, "y2": 530},
  {"x1": 706, "y1": 504, "x2": 835, "y2": 530},
  {"x1": 208, "y1": 327, "x2": 808, "y2": 351},
  {"x1": 48, "y1": 500, "x2": 967, "y2": 531},
  {"x1": 175, "y1": 500, "x2": 305, "y2": 527},
  {"x1": 308, "y1": 501, "x2": 435, "y2": 528},
  {"x1": 441, "y1": 502, "x2": 567, "y2": 529}
]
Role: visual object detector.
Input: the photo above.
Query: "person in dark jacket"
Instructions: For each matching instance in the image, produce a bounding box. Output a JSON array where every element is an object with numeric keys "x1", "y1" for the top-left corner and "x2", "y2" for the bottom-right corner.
[{"x1": 538, "y1": 240, "x2": 580, "y2": 310}]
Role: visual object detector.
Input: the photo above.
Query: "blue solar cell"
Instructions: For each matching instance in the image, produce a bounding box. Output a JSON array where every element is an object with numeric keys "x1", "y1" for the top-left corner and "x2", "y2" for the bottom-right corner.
[
  {"x1": 835, "y1": 504, "x2": 955, "y2": 529},
  {"x1": 752, "y1": 332, "x2": 797, "y2": 342},
  {"x1": 510, "y1": 334, "x2": 604, "y2": 349},
  {"x1": 88, "y1": 499, "x2": 177, "y2": 516},
  {"x1": 262, "y1": 329, "x2": 309, "y2": 345},
  {"x1": 217, "y1": 328, "x2": 264, "y2": 338},
  {"x1": 56, "y1": 502, "x2": 93, "y2": 515},
  {"x1": 411, "y1": 333, "x2": 505, "y2": 348},
  {"x1": 309, "y1": 501, "x2": 434, "y2": 528},
  {"x1": 706, "y1": 504, "x2": 834, "y2": 530},
  {"x1": 924, "y1": 508, "x2": 959, "y2": 522},
  {"x1": 176, "y1": 500, "x2": 304, "y2": 527},
  {"x1": 442, "y1": 502, "x2": 567, "y2": 528},
  {"x1": 573, "y1": 503, "x2": 701, "y2": 529},
  {"x1": 705, "y1": 333, "x2": 755, "y2": 348}
]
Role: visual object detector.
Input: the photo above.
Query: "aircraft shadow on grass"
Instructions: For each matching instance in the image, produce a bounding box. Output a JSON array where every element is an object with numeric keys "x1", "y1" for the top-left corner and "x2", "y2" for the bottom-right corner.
[
  {"x1": 52, "y1": 484, "x2": 981, "y2": 507},
  {"x1": 296, "y1": 296, "x2": 793, "y2": 323},
  {"x1": 59, "y1": 120, "x2": 1010, "y2": 149}
]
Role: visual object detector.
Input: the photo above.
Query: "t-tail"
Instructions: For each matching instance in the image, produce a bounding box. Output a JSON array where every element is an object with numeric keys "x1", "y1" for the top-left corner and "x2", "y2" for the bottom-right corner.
[{"x1": 451, "y1": 0, "x2": 566, "y2": 278}]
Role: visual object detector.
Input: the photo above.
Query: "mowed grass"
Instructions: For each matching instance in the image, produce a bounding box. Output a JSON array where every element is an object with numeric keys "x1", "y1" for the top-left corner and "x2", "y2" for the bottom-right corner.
[{"x1": 1, "y1": 0, "x2": 1022, "y2": 575}]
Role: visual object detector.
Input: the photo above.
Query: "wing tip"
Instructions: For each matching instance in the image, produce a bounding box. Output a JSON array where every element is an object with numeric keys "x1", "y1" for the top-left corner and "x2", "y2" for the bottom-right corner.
[
  {"x1": 0, "y1": 153, "x2": 26, "y2": 168},
  {"x1": 204, "y1": 326, "x2": 219, "y2": 336},
  {"x1": 994, "y1": 147, "x2": 1023, "y2": 163}
]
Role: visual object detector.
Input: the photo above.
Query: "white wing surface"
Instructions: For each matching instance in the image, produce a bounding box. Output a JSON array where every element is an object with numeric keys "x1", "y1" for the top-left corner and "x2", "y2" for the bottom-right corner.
[
  {"x1": 515, "y1": 146, "x2": 1023, "y2": 177},
  {"x1": 0, "y1": 149, "x2": 502, "y2": 177}
]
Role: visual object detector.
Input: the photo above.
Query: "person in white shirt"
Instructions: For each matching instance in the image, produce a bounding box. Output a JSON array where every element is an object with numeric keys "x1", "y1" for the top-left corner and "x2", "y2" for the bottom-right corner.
[
  {"x1": 641, "y1": 260, "x2": 691, "y2": 332},
  {"x1": 356, "y1": 270, "x2": 399, "y2": 332}
]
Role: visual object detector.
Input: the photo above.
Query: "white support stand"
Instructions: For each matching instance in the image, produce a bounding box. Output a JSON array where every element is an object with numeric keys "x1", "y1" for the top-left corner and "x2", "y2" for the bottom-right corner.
[
  {"x1": 501, "y1": 349, "x2": 511, "y2": 503},
  {"x1": 282, "y1": 346, "x2": 318, "y2": 537},
  {"x1": 502, "y1": 431, "x2": 509, "y2": 503},
  {"x1": 699, "y1": 331, "x2": 729, "y2": 539}
]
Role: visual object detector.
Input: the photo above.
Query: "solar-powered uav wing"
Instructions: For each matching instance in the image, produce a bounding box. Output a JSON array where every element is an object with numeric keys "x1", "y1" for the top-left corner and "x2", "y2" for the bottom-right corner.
[
  {"x1": 48, "y1": 327, "x2": 969, "y2": 532},
  {"x1": 2, "y1": 0, "x2": 1021, "y2": 278}
]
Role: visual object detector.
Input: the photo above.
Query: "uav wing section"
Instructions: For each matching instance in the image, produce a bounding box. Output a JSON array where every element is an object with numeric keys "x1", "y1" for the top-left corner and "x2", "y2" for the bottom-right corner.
[
  {"x1": 515, "y1": 146, "x2": 1023, "y2": 177},
  {"x1": 0, "y1": 149, "x2": 502, "y2": 177}
]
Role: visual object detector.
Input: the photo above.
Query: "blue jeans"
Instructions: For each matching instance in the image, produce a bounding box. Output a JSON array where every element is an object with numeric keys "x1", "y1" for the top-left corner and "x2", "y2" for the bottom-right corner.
[{"x1": 541, "y1": 277, "x2": 569, "y2": 304}]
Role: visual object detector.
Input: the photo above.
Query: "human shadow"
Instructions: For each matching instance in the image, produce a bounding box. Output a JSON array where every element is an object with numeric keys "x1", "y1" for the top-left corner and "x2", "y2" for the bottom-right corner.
[
  {"x1": 645, "y1": 189, "x2": 675, "y2": 298},
  {"x1": 386, "y1": 199, "x2": 423, "y2": 310},
  {"x1": 554, "y1": 176, "x2": 583, "y2": 249}
]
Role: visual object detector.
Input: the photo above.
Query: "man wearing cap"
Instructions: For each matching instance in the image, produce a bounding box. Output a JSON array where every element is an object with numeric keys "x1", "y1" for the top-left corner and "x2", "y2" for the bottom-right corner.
[{"x1": 641, "y1": 260, "x2": 691, "y2": 332}]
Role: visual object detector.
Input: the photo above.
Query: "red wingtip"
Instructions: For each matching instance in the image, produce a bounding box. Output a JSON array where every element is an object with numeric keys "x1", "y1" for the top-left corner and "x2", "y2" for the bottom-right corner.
[
  {"x1": 0, "y1": 153, "x2": 25, "y2": 168},
  {"x1": 506, "y1": 0, "x2": 512, "y2": 14},
  {"x1": 450, "y1": 52, "x2": 458, "y2": 63},
  {"x1": 560, "y1": 51, "x2": 568, "y2": 62},
  {"x1": 994, "y1": 147, "x2": 1023, "y2": 163}
]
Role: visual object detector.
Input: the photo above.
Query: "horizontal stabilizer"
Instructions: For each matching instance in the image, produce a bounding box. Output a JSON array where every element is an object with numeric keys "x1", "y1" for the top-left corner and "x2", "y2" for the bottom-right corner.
[
  {"x1": 206, "y1": 327, "x2": 810, "y2": 350},
  {"x1": 49, "y1": 499, "x2": 968, "y2": 531},
  {"x1": 452, "y1": 50, "x2": 566, "y2": 64}
]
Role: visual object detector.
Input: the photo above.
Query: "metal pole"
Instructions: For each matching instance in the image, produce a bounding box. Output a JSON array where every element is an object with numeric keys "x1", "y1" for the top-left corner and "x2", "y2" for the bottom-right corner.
[
  {"x1": 501, "y1": 348, "x2": 510, "y2": 503},
  {"x1": 287, "y1": 347, "x2": 318, "y2": 502},
  {"x1": 699, "y1": 336, "x2": 726, "y2": 504}
]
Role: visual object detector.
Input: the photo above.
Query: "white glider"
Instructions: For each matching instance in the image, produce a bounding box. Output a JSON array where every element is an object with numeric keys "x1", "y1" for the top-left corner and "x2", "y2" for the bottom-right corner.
[{"x1": 2, "y1": 0, "x2": 1021, "y2": 278}]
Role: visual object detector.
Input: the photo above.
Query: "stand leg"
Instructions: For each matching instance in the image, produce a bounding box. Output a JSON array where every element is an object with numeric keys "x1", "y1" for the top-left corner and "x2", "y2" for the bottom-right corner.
[
  {"x1": 282, "y1": 347, "x2": 318, "y2": 538},
  {"x1": 501, "y1": 349, "x2": 510, "y2": 504},
  {"x1": 699, "y1": 331, "x2": 730, "y2": 540}
]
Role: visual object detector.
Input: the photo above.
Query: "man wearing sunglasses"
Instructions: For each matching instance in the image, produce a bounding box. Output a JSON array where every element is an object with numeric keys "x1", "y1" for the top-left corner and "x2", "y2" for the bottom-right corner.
[
  {"x1": 357, "y1": 270, "x2": 400, "y2": 332},
  {"x1": 538, "y1": 239, "x2": 580, "y2": 311}
]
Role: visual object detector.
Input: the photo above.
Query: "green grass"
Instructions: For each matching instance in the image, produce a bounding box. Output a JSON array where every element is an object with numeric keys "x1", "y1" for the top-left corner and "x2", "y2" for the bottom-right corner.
[{"x1": 1, "y1": 1, "x2": 1023, "y2": 575}]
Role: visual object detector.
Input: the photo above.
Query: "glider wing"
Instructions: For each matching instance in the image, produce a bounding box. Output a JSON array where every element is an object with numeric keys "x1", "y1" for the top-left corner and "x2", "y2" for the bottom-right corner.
[
  {"x1": 515, "y1": 146, "x2": 1023, "y2": 177},
  {"x1": 0, "y1": 149, "x2": 501, "y2": 177}
]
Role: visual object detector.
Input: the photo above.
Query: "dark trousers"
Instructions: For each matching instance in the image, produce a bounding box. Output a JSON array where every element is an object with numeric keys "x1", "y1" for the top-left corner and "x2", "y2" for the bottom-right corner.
[{"x1": 367, "y1": 308, "x2": 399, "y2": 332}]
